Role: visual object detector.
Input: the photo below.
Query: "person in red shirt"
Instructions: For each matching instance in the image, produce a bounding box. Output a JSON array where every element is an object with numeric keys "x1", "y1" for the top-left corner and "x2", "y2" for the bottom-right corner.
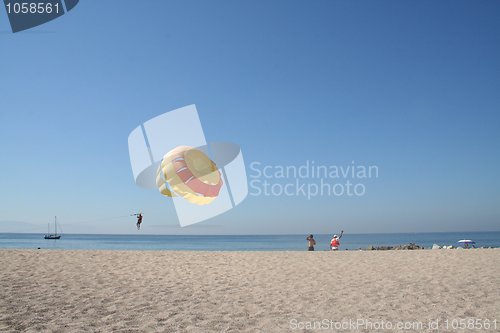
[{"x1": 330, "y1": 230, "x2": 344, "y2": 251}]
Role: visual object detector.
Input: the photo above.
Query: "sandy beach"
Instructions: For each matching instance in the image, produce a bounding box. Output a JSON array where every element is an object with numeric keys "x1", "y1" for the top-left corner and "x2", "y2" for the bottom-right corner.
[{"x1": 1, "y1": 249, "x2": 499, "y2": 332}]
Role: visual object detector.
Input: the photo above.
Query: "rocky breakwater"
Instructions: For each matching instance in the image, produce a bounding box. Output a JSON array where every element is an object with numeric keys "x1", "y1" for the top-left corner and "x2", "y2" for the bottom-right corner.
[{"x1": 366, "y1": 243, "x2": 424, "y2": 251}]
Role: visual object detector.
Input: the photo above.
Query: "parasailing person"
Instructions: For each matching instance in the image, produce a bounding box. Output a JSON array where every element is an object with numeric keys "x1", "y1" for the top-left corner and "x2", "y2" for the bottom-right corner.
[{"x1": 131, "y1": 212, "x2": 143, "y2": 230}]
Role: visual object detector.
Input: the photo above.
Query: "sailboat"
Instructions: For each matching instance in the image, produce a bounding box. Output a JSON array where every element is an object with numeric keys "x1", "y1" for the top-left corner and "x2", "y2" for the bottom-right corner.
[{"x1": 44, "y1": 216, "x2": 61, "y2": 240}]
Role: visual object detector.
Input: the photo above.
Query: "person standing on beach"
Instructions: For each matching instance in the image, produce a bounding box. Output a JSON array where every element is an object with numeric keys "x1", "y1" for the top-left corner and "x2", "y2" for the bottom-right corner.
[
  {"x1": 306, "y1": 234, "x2": 316, "y2": 251},
  {"x1": 330, "y1": 230, "x2": 344, "y2": 251}
]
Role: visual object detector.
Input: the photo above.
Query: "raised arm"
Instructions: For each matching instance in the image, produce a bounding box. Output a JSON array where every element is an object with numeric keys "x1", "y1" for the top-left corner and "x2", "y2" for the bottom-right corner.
[{"x1": 339, "y1": 230, "x2": 344, "y2": 239}]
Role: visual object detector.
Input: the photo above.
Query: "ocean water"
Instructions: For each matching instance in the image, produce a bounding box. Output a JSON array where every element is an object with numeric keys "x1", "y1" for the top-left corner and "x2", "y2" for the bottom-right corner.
[{"x1": 0, "y1": 232, "x2": 499, "y2": 251}]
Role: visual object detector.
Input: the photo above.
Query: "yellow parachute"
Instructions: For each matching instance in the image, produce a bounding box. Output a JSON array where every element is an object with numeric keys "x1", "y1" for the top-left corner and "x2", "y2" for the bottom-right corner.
[{"x1": 156, "y1": 146, "x2": 223, "y2": 205}]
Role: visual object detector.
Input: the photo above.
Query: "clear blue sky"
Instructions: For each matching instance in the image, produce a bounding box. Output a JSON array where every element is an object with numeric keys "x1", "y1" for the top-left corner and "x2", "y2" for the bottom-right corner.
[{"x1": 1, "y1": 0, "x2": 499, "y2": 234}]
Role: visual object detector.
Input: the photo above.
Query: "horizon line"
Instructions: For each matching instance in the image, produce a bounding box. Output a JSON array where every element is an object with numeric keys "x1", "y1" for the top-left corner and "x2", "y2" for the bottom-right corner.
[{"x1": 1, "y1": 230, "x2": 499, "y2": 236}]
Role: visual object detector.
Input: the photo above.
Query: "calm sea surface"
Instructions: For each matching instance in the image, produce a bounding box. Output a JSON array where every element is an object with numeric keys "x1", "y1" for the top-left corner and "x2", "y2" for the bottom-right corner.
[{"x1": 0, "y1": 232, "x2": 499, "y2": 251}]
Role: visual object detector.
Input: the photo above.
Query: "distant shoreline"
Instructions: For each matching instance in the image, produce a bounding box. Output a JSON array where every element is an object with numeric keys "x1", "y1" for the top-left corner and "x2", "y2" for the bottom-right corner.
[{"x1": 1, "y1": 232, "x2": 499, "y2": 251}]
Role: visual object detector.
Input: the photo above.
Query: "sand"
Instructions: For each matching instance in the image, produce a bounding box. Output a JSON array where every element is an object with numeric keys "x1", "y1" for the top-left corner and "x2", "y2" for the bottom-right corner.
[{"x1": 0, "y1": 249, "x2": 499, "y2": 332}]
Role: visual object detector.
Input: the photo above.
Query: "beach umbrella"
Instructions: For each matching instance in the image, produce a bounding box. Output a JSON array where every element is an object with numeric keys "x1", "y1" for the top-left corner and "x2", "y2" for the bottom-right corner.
[{"x1": 458, "y1": 240, "x2": 476, "y2": 248}]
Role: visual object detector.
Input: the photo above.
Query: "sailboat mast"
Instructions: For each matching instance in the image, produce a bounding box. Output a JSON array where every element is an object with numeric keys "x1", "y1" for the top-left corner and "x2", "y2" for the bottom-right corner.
[{"x1": 55, "y1": 216, "x2": 57, "y2": 236}]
